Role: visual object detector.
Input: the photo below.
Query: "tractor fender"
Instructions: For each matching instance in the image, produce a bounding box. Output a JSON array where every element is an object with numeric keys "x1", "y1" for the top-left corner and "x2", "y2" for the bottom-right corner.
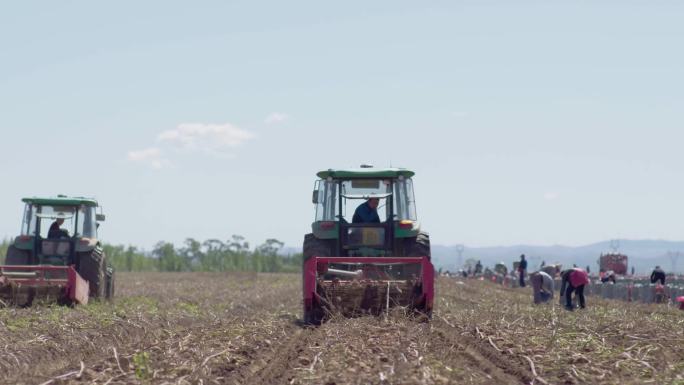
[{"x1": 74, "y1": 238, "x2": 98, "y2": 253}]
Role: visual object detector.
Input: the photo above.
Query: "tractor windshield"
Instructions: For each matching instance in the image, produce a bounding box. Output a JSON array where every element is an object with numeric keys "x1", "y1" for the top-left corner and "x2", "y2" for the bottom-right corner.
[
  {"x1": 340, "y1": 179, "x2": 392, "y2": 223},
  {"x1": 21, "y1": 204, "x2": 98, "y2": 239},
  {"x1": 315, "y1": 178, "x2": 417, "y2": 223}
]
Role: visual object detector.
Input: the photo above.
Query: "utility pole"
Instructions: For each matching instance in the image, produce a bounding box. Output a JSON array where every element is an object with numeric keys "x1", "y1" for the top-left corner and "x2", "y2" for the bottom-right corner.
[{"x1": 610, "y1": 239, "x2": 620, "y2": 253}]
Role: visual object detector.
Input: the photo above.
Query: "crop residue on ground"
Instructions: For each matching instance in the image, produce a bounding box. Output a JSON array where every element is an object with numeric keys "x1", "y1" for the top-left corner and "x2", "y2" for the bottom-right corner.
[{"x1": 1, "y1": 273, "x2": 682, "y2": 384}]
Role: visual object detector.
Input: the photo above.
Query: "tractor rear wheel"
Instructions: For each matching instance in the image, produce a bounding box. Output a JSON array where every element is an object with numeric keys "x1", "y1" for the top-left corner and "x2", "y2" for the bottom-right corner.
[
  {"x1": 4, "y1": 245, "x2": 30, "y2": 265},
  {"x1": 304, "y1": 303, "x2": 325, "y2": 325},
  {"x1": 302, "y1": 233, "x2": 333, "y2": 261},
  {"x1": 78, "y1": 249, "x2": 107, "y2": 298},
  {"x1": 405, "y1": 232, "x2": 431, "y2": 259},
  {"x1": 302, "y1": 234, "x2": 333, "y2": 325},
  {"x1": 403, "y1": 232, "x2": 432, "y2": 319},
  {"x1": 394, "y1": 232, "x2": 431, "y2": 279}
]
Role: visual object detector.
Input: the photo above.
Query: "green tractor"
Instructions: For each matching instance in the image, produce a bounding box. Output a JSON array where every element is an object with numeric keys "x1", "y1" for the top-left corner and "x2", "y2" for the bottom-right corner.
[
  {"x1": 302, "y1": 166, "x2": 433, "y2": 324},
  {"x1": 1, "y1": 195, "x2": 114, "y2": 306}
]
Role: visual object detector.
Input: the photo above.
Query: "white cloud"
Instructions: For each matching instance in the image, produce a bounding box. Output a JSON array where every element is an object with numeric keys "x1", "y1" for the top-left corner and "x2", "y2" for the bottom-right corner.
[
  {"x1": 127, "y1": 122, "x2": 254, "y2": 168},
  {"x1": 543, "y1": 192, "x2": 559, "y2": 201},
  {"x1": 264, "y1": 112, "x2": 289, "y2": 124},
  {"x1": 127, "y1": 147, "x2": 169, "y2": 169},
  {"x1": 157, "y1": 123, "x2": 255, "y2": 154}
]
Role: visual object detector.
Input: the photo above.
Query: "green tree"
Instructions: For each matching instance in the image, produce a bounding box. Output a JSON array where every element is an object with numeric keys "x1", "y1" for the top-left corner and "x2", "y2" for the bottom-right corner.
[
  {"x1": 153, "y1": 241, "x2": 182, "y2": 272},
  {"x1": 203, "y1": 239, "x2": 226, "y2": 271},
  {"x1": 0, "y1": 239, "x2": 9, "y2": 264},
  {"x1": 255, "y1": 239, "x2": 285, "y2": 272},
  {"x1": 179, "y1": 238, "x2": 203, "y2": 271},
  {"x1": 228, "y1": 235, "x2": 250, "y2": 271}
]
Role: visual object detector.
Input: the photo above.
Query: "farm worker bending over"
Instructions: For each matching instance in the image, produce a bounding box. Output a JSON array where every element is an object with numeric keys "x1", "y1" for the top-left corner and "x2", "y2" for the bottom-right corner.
[
  {"x1": 518, "y1": 254, "x2": 527, "y2": 287},
  {"x1": 541, "y1": 264, "x2": 560, "y2": 278},
  {"x1": 650, "y1": 266, "x2": 666, "y2": 285},
  {"x1": 559, "y1": 268, "x2": 589, "y2": 311},
  {"x1": 600, "y1": 270, "x2": 616, "y2": 284},
  {"x1": 352, "y1": 198, "x2": 380, "y2": 224},
  {"x1": 530, "y1": 271, "x2": 554, "y2": 304}
]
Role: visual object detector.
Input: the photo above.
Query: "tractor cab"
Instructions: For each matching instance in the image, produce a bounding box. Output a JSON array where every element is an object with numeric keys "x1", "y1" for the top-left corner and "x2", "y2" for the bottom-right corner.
[
  {"x1": 10, "y1": 196, "x2": 105, "y2": 266},
  {"x1": 312, "y1": 167, "x2": 419, "y2": 257}
]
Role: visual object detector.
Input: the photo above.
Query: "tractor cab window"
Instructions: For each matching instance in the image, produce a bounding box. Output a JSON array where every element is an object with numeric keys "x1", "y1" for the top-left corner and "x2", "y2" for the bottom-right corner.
[
  {"x1": 393, "y1": 177, "x2": 417, "y2": 221},
  {"x1": 75, "y1": 206, "x2": 98, "y2": 238},
  {"x1": 35, "y1": 205, "x2": 77, "y2": 239},
  {"x1": 340, "y1": 179, "x2": 392, "y2": 223},
  {"x1": 314, "y1": 179, "x2": 338, "y2": 221},
  {"x1": 21, "y1": 203, "x2": 37, "y2": 236}
]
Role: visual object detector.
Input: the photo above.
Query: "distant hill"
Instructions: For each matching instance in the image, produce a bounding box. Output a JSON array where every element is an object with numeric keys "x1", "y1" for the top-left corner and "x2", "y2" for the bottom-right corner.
[
  {"x1": 432, "y1": 239, "x2": 684, "y2": 274},
  {"x1": 282, "y1": 239, "x2": 684, "y2": 274}
]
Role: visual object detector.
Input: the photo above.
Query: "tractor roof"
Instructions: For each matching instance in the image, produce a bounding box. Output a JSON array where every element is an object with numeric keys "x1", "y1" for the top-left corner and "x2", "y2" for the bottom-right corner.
[
  {"x1": 317, "y1": 167, "x2": 415, "y2": 179},
  {"x1": 22, "y1": 195, "x2": 99, "y2": 207}
]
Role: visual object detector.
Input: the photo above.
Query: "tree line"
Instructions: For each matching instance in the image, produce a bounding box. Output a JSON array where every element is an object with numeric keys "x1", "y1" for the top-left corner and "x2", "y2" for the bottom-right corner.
[{"x1": 0, "y1": 236, "x2": 303, "y2": 273}]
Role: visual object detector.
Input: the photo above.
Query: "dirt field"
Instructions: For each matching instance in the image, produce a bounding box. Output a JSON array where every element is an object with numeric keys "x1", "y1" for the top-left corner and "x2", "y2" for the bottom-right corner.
[{"x1": 1, "y1": 273, "x2": 683, "y2": 385}]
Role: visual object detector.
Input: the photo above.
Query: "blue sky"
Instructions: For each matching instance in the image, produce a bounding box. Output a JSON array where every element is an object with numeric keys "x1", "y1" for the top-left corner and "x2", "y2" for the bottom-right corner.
[{"x1": 1, "y1": 1, "x2": 683, "y2": 250}]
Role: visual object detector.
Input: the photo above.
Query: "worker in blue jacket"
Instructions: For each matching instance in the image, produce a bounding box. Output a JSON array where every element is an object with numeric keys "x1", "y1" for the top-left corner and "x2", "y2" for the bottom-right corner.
[{"x1": 352, "y1": 198, "x2": 380, "y2": 223}]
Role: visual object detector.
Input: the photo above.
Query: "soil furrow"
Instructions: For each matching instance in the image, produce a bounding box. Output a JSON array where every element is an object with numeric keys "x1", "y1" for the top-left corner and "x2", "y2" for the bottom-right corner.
[{"x1": 430, "y1": 324, "x2": 534, "y2": 384}]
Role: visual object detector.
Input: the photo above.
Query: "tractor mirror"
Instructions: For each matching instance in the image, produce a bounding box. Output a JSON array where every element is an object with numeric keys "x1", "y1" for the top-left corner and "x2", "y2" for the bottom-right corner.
[
  {"x1": 96, "y1": 214, "x2": 106, "y2": 222},
  {"x1": 312, "y1": 191, "x2": 319, "y2": 204}
]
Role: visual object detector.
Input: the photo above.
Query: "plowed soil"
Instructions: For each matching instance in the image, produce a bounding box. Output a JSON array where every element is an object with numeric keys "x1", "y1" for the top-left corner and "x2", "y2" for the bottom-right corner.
[{"x1": 1, "y1": 273, "x2": 682, "y2": 384}]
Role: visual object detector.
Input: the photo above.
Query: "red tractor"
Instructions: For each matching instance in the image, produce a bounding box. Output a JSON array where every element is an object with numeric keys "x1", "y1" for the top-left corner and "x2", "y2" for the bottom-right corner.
[{"x1": 302, "y1": 166, "x2": 434, "y2": 324}]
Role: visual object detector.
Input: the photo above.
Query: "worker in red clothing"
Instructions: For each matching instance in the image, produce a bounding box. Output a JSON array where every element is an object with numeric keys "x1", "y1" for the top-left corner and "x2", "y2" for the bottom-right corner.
[{"x1": 559, "y1": 267, "x2": 589, "y2": 311}]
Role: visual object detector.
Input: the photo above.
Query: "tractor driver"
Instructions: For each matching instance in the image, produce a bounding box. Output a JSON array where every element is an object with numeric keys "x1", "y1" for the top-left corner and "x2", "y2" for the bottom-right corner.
[
  {"x1": 352, "y1": 198, "x2": 381, "y2": 224},
  {"x1": 48, "y1": 217, "x2": 70, "y2": 239}
]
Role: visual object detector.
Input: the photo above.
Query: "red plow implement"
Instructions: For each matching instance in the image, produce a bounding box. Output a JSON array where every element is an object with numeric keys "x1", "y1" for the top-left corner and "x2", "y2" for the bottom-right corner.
[
  {"x1": 0, "y1": 265, "x2": 89, "y2": 307},
  {"x1": 303, "y1": 256, "x2": 434, "y2": 324}
]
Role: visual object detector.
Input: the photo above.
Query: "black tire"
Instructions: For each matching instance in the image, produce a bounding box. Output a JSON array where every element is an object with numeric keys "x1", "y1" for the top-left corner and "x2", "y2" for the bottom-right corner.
[
  {"x1": 303, "y1": 302, "x2": 325, "y2": 325},
  {"x1": 405, "y1": 232, "x2": 431, "y2": 259},
  {"x1": 403, "y1": 232, "x2": 432, "y2": 319},
  {"x1": 393, "y1": 232, "x2": 430, "y2": 278},
  {"x1": 302, "y1": 234, "x2": 333, "y2": 325},
  {"x1": 4, "y1": 245, "x2": 31, "y2": 265},
  {"x1": 302, "y1": 233, "x2": 333, "y2": 261},
  {"x1": 78, "y1": 249, "x2": 106, "y2": 298},
  {"x1": 105, "y1": 267, "x2": 115, "y2": 300}
]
